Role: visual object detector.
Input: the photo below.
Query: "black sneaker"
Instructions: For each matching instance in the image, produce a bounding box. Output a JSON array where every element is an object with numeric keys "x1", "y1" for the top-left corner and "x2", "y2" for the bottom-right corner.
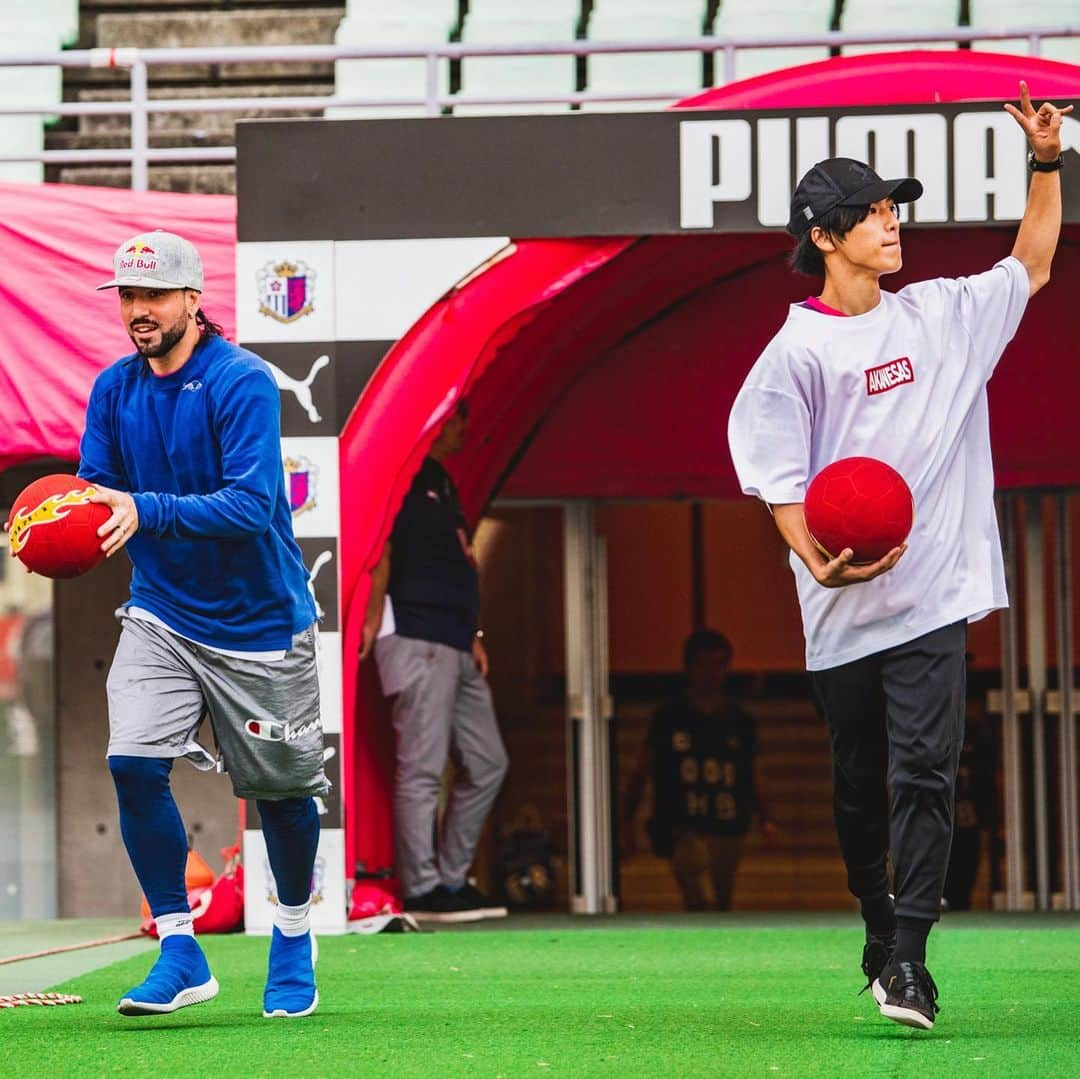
[
  {"x1": 456, "y1": 883, "x2": 508, "y2": 920},
  {"x1": 872, "y1": 960, "x2": 940, "y2": 1030},
  {"x1": 860, "y1": 927, "x2": 896, "y2": 993},
  {"x1": 403, "y1": 886, "x2": 487, "y2": 924}
]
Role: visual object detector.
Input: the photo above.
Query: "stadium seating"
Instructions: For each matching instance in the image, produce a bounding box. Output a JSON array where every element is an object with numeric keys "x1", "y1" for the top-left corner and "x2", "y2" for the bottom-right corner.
[
  {"x1": 0, "y1": 1, "x2": 76, "y2": 183},
  {"x1": 15, "y1": 1, "x2": 1069, "y2": 193},
  {"x1": 841, "y1": 0, "x2": 961, "y2": 55},
  {"x1": 970, "y1": 0, "x2": 1080, "y2": 65},
  {"x1": 53, "y1": 0, "x2": 348, "y2": 191},
  {"x1": 582, "y1": 1, "x2": 708, "y2": 111},
  {"x1": 467, "y1": 0, "x2": 579, "y2": 18},
  {"x1": 334, "y1": 3, "x2": 455, "y2": 120},
  {"x1": 455, "y1": 6, "x2": 579, "y2": 117},
  {"x1": 5, "y1": 0, "x2": 79, "y2": 47},
  {"x1": 712, "y1": 0, "x2": 831, "y2": 85}
]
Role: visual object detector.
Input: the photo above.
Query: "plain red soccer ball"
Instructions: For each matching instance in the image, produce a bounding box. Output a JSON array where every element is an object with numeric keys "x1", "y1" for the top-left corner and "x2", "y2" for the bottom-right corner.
[
  {"x1": 5, "y1": 474, "x2": 111, "y2": 579},
  {"x1": 803, "y1": 457, "x2": 913, "y2": 565}
]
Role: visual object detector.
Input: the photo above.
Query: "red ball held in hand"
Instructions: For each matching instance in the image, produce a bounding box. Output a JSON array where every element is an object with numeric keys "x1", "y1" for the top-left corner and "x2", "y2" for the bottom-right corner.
[
  {"x1": 803, "y1": 457, "x2": 914, "y2": 565},
  {"x1": 5, "y1": 474, "x2": 112, "y2": 579}
]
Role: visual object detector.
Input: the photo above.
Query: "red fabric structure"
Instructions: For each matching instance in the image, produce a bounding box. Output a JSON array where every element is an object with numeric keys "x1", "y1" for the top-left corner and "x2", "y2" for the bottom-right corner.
[
  {"x1": 676, "y1": 48, "x2": 1080, "y2": 109},
  {"x1": 339, "y1": 51, "x2": 1080, "y2": 876},
  {"x1": 0, "y1": 181, "x2": 236, "y2": 472}
]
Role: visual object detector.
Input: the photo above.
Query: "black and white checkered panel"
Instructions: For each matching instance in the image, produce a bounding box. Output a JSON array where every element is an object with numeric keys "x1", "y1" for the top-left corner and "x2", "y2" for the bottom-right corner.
[
  {"x1": 236, "y1": 241, "x2": 347, "y2": 933},
  {"x1": 234, "y1": 237, "x2": 507, "y2": 931}
]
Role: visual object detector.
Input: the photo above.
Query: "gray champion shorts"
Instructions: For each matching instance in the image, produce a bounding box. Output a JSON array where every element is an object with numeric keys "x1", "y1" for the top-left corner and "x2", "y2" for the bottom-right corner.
[{"x1": 106, "y1": 610, "x2": 329, "y2": 801}]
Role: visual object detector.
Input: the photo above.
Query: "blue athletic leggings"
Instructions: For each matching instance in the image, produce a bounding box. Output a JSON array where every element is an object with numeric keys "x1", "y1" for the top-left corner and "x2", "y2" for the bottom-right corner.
[{"x1": 109, "y1": 755, "x2": 321, "y2": 915}]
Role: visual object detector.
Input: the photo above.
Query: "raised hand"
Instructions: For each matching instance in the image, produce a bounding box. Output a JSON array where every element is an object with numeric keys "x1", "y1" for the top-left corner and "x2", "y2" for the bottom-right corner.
[{"x1": 1004, "y1": 79, "x2": 1074, "y2": 162}]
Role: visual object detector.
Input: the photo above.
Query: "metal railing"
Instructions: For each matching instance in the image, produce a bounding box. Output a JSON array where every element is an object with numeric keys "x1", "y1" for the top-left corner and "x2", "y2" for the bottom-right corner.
[{"x1": 0, "y1": 25, "x2": 1076, "y2": 190}]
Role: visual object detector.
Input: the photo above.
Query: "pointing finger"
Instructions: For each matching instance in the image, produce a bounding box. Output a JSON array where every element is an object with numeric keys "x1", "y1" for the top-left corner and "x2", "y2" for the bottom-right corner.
[{"x1": 1019, "y1": 80, "x2": 1034, "y2": 115}]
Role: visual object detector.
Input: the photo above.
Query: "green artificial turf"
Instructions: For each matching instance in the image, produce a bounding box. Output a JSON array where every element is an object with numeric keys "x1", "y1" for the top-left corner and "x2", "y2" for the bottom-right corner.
[{"x1": 2, "y1": 919, "x2": 1078, "y2": 1078}]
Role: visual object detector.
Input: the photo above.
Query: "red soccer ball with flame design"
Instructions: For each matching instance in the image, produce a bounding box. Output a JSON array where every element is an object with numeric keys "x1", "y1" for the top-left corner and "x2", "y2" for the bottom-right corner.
[
  {"x1": 803, "y1": 457, "x2": 914, "y2": 565},
  {"x1": 5, "y1": 474, "x2": 111, "y2": 579}
]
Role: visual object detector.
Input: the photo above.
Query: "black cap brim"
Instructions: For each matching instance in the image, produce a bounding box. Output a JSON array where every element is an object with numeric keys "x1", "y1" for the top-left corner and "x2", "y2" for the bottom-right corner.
[{"x1": 838, "y1": 176, "x2": 923, "y2": 207}]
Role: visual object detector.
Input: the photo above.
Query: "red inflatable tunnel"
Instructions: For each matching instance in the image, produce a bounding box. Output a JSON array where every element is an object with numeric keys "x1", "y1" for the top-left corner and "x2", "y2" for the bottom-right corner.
[{"x1": 340, "y1": 50, "x2": 1080, "y2": 880}]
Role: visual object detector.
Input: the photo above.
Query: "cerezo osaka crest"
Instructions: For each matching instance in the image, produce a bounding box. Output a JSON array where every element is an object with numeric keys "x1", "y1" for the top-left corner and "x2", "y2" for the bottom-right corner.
[
  {"x1": 258, "y1": 259, "x2": 316, "y2": 324},
  {"x1": 283, "y1": 454, "x2": 318, "y2": 518}
]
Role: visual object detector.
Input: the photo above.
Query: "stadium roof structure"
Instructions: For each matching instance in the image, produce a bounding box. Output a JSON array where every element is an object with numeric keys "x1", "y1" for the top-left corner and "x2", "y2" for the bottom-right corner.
[{"x1": 339, "y1": 50, "x2": 1080, "y2": 867}]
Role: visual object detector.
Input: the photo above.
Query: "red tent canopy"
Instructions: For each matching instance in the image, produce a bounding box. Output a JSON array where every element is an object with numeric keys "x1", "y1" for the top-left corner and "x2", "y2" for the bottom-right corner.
[
  {"x1": 340, "y1": 50, "x2": 1080, "y2": 871},
  {"x1": 0, "y1": 182, "x2": 236, "y2": 472}
]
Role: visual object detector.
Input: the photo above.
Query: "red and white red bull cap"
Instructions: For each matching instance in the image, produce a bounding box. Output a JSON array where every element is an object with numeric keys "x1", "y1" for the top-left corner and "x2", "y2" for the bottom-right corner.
[{"x1": 97, "y1": 229, "x2": 204, "y2": 291}]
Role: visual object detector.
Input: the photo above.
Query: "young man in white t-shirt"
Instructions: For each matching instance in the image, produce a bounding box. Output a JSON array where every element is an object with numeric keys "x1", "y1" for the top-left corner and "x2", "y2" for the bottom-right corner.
[{"x1": 728, "y1": 83, "x2": 1071, "y2": 1030}]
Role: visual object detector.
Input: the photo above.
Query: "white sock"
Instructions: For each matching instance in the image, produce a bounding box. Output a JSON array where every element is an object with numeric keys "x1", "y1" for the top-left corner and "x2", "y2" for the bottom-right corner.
[
  {"x1": 155, "y1": 912, "x2": 195, "y2": 941},
  {"x1": 274, "y1": 899, "x2": 312, "y2": 938}
]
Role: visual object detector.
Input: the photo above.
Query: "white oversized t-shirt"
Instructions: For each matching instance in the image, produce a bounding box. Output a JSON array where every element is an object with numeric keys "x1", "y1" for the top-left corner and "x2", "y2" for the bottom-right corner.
[{"x1": 727, "y1": 256, "x2": 1030, "y2": 671}]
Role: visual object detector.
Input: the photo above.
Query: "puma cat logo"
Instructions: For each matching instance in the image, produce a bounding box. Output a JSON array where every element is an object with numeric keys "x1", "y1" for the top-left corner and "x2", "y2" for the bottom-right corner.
[{"x1": 267, "y1": 354, "x2": 331, "y2": 423}]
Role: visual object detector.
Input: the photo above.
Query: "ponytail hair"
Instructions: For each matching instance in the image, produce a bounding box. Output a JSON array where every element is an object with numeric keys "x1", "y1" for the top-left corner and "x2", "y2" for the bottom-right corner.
[{"x1": 196, "y1": 309, "x2": 226, "y2": 338}]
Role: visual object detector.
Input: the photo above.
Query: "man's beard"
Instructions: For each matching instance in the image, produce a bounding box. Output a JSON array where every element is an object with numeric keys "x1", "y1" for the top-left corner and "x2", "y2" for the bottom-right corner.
[{"x1": 130, "y1": 316, "x2": 188, "y2": 358}]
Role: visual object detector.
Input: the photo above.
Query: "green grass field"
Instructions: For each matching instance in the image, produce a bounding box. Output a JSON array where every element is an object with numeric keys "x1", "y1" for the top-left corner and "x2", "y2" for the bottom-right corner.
[{"x1": 3, "y1": 916, "x2": 1078, "y2": 1078}]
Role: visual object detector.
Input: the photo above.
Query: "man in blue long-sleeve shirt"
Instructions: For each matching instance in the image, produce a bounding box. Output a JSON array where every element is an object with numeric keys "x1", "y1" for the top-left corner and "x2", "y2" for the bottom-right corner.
[{"x1": 79, "y1": 230, "x2": 325, "y2": 1019}]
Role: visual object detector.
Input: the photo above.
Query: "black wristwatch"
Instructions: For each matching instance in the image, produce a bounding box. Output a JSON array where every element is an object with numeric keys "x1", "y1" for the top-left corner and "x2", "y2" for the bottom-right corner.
[{"x1": 1028, "y1": 149, "x2": 1064, "y2": 173}]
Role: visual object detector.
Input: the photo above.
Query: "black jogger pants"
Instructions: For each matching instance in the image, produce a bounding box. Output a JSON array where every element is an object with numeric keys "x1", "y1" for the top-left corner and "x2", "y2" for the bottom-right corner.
[{"x1": 810, "y1": 620, "x2": 967, "y2": 923}]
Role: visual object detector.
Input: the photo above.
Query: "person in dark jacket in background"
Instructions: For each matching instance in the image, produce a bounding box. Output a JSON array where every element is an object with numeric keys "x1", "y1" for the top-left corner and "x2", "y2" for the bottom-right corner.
[{"x1": 362, "y1": 401, "x2": 509, "y2": 922}]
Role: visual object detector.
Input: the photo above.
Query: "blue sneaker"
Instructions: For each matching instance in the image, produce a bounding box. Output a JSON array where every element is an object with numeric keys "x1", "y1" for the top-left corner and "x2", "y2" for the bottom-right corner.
[
  {"x1": 263, "y1": 928, "x2": 318, "y2": 1018},
  {"x1": 117, "y1": 935, "x2": 219, "y2": 1016}
]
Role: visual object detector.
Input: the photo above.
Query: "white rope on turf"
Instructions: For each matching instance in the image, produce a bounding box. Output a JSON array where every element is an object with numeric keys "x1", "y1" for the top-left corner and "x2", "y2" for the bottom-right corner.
[
  {"x1": 0, "y1": 931, "x2": 143, "y2": 967},
  {"x1": 0, "y1": 931, "x2": 145, "y2": 1009}
]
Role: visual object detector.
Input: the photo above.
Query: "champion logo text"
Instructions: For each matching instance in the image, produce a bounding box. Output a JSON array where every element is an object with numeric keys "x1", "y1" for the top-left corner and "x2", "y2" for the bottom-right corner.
[{"x1": 865, "y1": 357, "x2": 914, "y2": 396}]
